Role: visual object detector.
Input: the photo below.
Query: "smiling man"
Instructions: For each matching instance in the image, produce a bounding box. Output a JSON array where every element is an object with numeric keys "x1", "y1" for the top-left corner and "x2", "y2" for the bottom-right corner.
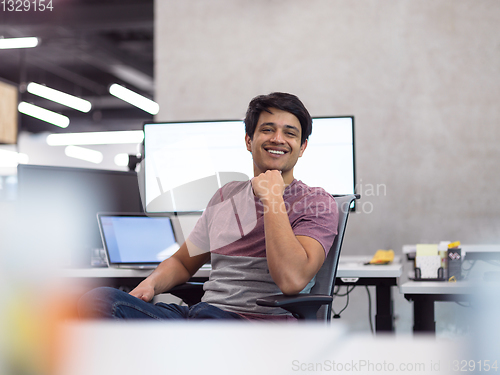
[
  {"x1": 79, "y1": 93, "x2": 339, "y2": 321},
  {"x1": 246, "y1": 107, "x2": 306, "y2": 184}
]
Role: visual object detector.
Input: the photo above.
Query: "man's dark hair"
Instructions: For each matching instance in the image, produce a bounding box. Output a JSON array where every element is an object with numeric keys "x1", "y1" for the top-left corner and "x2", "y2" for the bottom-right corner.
[{"x1": 244, "y1": 92, "x2": 312, "y2": 145}]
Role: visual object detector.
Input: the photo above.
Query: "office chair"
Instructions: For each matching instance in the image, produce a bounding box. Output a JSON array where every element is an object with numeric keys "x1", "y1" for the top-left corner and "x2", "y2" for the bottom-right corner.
[
  {"x1": 169, "y1": 194, "x2": 358, "y2": 322},
  {"x1": 256, "y1": 194, "x2": 358, "y2": 321}
]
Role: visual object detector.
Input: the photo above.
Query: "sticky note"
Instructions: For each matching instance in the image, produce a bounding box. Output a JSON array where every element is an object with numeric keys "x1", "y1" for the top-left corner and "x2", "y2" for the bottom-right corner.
[{"x1": 416, "y1": 244, "x2": 438, "y2": 257}]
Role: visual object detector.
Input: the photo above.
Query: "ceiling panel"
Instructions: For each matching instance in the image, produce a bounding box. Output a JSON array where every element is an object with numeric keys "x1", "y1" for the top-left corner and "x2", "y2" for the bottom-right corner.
[{"x1": 0, "y1": 0, "x2": 155, "y2": 134}]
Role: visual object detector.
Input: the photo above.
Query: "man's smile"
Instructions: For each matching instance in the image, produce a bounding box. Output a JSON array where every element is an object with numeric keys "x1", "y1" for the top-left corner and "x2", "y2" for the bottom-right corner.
[{"x1": 264, "y1": 146, "x2": 289, "y2": 156}]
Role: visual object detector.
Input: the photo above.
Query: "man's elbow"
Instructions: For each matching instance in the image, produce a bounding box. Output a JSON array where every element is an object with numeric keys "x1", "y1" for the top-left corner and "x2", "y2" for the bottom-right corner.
[{"x1": 277, "y1": 278, "x2": 308, "y2": 296}]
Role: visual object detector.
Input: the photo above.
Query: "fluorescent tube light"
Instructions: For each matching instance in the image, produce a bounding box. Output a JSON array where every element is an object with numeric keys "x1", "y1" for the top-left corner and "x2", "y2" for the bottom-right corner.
[
  {"x1": 109, "y1": 84, "x2": 159, "y2": 115},
  {"x1": 110, "y1": 65, "x2": 154, "y2": 92},
  {"x1": 46, "y1": 130, "x2": 144, "y2": 146},
  {"x1": 18, "y1": 102, "x2": 70, "y2": 128},
  {"x1": 0, "y1": 37, "x2": 38, "y2": 49},
  {"x1": 65, "y1": 146, "x2": 103, "y2": 164},
  {"x1": 27, "y1": 82, "x2": 92, "y2": 112},
  {"x1": 0, "y1": 149, "x2": 29, "y2": 167}
]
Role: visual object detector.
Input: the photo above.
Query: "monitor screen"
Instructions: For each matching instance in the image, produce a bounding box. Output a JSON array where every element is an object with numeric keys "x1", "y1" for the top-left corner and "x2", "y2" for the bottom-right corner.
[
  {"x1": 143, "y1": 117, "x2": 355, "y2": 213},
  {"x1": 17, "y1": 164, "x2": 143, "y2": 266}
]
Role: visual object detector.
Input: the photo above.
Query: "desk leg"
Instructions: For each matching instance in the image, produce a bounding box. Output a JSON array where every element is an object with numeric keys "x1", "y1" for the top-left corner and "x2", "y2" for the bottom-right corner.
[
  {"x1": 375, "y1": 285, "x2": 394, "y2": 332},
  {"x1": 412, "y1": 296, "x2": 435, "y2": 333}
]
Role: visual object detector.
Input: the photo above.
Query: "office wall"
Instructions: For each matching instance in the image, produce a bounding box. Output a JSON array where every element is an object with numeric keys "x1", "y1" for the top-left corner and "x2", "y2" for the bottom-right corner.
[{"x1": 154, "y1": 0, "x2": 500, "y2": 255}]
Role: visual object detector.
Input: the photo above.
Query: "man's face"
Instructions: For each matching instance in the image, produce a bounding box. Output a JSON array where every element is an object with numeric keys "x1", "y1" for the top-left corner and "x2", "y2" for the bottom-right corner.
[{"x1": 245, "y1": 108, "x2": 307, "y2": 179}]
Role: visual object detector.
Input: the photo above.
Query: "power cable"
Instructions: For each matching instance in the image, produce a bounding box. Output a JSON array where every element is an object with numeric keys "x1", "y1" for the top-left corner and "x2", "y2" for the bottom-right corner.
[{"x1": 332, "y1": 285, "x2": 356, "y2": 319}]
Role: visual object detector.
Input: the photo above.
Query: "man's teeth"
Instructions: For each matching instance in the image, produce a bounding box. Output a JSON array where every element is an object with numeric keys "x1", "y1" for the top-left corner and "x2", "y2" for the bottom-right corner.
[{"x1": 268, "y1": 150, "x2": 285, "y2": 155}]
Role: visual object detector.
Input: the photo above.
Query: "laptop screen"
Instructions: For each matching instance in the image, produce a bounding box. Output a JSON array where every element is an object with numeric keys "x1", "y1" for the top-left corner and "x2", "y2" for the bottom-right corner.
[{"x1": 98, "y1": 214, "x2": 180, "y2": 266}]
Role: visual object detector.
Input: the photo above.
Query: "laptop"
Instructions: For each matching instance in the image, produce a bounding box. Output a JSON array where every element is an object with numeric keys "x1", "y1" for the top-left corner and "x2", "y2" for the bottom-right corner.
[{"x1": 97, "y1": 213, "x2": 180, "y2": 269}]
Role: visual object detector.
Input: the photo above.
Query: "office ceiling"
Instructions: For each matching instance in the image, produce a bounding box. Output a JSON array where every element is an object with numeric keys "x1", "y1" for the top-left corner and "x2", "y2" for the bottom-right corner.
[{"x1": 0, "y1": 0, "x2": 154, "y2": 134}]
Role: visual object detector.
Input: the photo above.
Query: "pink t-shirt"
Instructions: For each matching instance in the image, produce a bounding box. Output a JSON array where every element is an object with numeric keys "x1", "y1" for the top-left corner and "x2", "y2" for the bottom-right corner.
[{"x1": 188, "y1": 179, "x2": 338, "y2": 319}]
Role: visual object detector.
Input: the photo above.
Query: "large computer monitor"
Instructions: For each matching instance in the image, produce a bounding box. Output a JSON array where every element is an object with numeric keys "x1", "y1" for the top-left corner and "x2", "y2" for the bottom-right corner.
[
  {"x1": 143, "y1": 117, "x2": 355, "y2": 213},
  {"x1": 17, "y1": 164, "x2": 143, "y2": 266}
]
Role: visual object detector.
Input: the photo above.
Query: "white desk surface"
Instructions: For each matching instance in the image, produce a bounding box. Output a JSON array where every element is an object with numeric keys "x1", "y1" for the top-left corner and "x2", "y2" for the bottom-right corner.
[
  {"x1": 59, "y1": 321, "x2": 462, "y2": 375},
  {"x1": 62, "y1": 256, "x2": 402, "y2": 280},
  {"x1": 400, "y1": 281, "x2": 475, "y2": 295},
  {"x1": 336, "y1": 256, "x2": 402, "y2": 278},
  {"x1": 61, "y1": 264, "x2": 210, "y2": 279}
]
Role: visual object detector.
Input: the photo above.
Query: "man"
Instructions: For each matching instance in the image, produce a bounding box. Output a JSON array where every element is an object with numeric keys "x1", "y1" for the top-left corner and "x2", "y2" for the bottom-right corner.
[{"x1": 79, "y1": 92, "x2": 338, "y2": 320}]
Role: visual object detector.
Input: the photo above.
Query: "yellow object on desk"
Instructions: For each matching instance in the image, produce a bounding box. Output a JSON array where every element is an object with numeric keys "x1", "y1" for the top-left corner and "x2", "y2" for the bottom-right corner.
[{"x1": 367, "y1": 249, "x2": 394, "y2": 265}]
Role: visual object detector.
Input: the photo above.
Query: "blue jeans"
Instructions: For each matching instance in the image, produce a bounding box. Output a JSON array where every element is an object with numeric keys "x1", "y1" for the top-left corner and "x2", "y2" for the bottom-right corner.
[{"x1": 78, "y1": 287, "x2": 244, "y2": 320}]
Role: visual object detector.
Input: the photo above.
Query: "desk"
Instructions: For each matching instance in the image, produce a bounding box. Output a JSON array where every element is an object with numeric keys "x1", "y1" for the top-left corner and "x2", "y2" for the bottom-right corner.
[
  {"x1": 62, "y1": 264, "x2": 211, "y2": 281},
  {"x1": 63, "y1": 257, "x2": 402, "y2": 333},
  {"x1": 336, "y1": 256, "x2": 402, "y2": 332},
  {"x1": 60, "y1": 265, "x2": 210, "y2": 295},
  {"x1": 400, "y1": 281, "x2": 473, "y2": 333},
  {"x1": 403, "y1": 244, "x2": 500, "y2": 261}
]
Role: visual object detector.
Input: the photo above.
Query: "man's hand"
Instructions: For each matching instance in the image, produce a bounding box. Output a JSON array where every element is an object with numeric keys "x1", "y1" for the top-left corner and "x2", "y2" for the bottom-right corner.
[
  {"x1": 251, "y1": 170, "x2": 285, "y2": 204},
  {"x1": 127, "y1": 243, "x2": 210, "y2": 304},
  {"x1": 130, "y1": 279, "x2": 155, "y2": 302}
]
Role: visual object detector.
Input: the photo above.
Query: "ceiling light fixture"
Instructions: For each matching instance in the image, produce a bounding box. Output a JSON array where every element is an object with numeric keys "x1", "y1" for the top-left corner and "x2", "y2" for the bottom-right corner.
[
  {"x1": 64, "y1": 146, "x2": 103, "y2": 164},
  {"x1": 0, "y1": 37, "x2": 39, "y2": 49},
  {"x1": 0, "y1": 149, "x2": 29, "y2": 168},
  {"x1": 109, "y1": 83, "x2": 159, "y2": 115},
  {"x1": 18, "y1": 102, "x2": 70, "y2": 128},
  {"x1": 46, "y1": 130, "x2": 144, "y2": 146},
  {"x1": 27, "y1": 82, "x2": 92, "y2": 112}
]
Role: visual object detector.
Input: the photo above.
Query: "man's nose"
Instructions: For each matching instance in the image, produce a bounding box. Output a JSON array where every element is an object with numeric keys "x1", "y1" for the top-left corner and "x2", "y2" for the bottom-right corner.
[{"x1": 270, "y1": 130, "x2": 285, "y2": 143}]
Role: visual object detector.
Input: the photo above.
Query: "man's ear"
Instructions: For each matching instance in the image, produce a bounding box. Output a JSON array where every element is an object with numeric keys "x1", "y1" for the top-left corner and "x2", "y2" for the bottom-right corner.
[
  {"x1": 245, "y1": 134, "x2": 252, "y2": 152},
  {"x1": 298, "y1": 139, "x2": 307, "y2": 157}
]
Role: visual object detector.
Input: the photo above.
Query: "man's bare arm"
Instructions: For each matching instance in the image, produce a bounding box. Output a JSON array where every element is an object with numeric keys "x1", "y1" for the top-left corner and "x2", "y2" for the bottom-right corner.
[
  {"x1": 252, "y1": 170, "x2": 326, "y2": 295},
  {"x1": 130, "y1": 241, "x2": 210, "y2": 302}
]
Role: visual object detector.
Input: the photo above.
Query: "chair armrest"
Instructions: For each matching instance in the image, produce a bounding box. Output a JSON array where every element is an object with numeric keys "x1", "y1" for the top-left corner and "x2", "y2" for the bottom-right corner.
[
  {"x1": 167, "y1": 282, "x2": 205, "y2": 307},
  {"x1": 256, "y1": 294, "x2": 333, "y2": 320}
]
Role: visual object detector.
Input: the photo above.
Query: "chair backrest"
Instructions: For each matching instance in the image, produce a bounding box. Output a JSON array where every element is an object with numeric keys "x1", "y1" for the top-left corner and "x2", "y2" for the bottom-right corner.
[{"x1": 311, "y1": 194, "x2": 357, "y2": 321}]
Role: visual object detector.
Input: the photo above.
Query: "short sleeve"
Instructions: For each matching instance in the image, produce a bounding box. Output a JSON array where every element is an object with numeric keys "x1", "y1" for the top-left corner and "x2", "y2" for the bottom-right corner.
[
  {"x1": 290, "y1": 191, "x2": 339, "y2": 256},
  {"x1": 186, "y1": 188, "x2": 222, "y2": 253},
  {"x1": 186, "y1": 180, "x2": 252, "y2": 253}
]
